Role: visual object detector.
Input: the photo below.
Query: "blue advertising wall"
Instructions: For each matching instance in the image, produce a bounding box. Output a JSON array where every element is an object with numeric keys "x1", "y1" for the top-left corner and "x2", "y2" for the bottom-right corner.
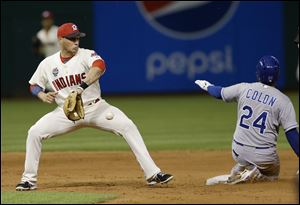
[{"x1": 93, "y1": 1, "x2": 283, "y2": 93}]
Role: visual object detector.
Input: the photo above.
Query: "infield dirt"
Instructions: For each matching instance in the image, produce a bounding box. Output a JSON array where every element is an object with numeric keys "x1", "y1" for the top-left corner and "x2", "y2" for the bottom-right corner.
[{"x1": 1, "y1": 150, "x2": 298, "y2": 204}]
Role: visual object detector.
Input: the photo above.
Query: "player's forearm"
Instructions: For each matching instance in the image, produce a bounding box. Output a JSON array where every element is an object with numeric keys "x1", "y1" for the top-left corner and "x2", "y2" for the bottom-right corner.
[
  {"x1": 76, "y1": 66, "x2": 104, "y2": 95},
  {"x1": 30, "y1": 84, "x2": 56, "y2": 103},
  {"x1": 285, "y1": 128, "x2": 299, "y2": 157},
  {"x1": 37, "y1": 92, "x2": 57, "y2": 103},
  {"x1": 83, "y1": 66, "x2": 104, "y2": 85},
  {"x1": 30, "y1": 84, "x2": 43, "y2": 97},
  {"x1": 207, "y1": 86, "x2": 223, "y2": 99},
  {"x1": 37, "y1": 92, "x2": 47, "y2": 101}
]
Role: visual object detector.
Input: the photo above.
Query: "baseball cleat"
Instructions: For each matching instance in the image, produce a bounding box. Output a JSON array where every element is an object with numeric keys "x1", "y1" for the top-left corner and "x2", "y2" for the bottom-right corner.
[
  {"x1": 227, "y1": 167, "x2": 261, "y2": 185},
  {"x1": 206, "y1": 174, "x2": 231, "y2": 185},
  {"x1": 16, "y1": 181, "x2": 37, "y2": 191},
  {"x1": 147, "y1": 172, "x2": 174, "y2": 185}
]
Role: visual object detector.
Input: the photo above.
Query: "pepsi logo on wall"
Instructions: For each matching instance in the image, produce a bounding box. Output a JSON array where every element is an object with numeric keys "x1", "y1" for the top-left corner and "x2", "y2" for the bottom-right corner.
[
  {"x1": 137, "y1": 1, "x2": 239, "y2": 40},
  {"x1": 94, "y1": 1, "x2": 284, "y2": 92}
]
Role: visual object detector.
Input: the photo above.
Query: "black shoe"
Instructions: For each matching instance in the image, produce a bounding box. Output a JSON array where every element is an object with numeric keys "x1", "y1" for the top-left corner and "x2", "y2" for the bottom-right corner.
[
  {"x1": 16, "y1": 181, "x2": 37, "y2": 191},
  {"x1": 147, "y1": 172, "x2": 174, "y2": 185}
]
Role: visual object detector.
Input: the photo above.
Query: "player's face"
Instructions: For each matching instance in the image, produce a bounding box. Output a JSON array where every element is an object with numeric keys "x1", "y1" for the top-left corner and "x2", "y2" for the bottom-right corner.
[
  {"x1": 61, "y1": 37, "x2": 80, "y2": 55},
  {"x1": 41, "y1": 18, "x2": 53, "y2": 30}
]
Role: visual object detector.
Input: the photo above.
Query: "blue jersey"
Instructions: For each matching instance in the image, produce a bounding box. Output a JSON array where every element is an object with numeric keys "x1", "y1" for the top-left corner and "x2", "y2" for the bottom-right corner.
[{"x1": 221, "y1": 82, "x2": 298, "y2": 147}]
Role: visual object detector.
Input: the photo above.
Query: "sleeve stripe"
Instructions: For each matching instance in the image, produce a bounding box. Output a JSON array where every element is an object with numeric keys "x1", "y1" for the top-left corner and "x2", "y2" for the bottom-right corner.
[
  {"x1": 285, "y1": 125, "x2": 299, "y2": 132},
  {"x1": 92, "y1": 59, "x2": 106, "y2": 72}
]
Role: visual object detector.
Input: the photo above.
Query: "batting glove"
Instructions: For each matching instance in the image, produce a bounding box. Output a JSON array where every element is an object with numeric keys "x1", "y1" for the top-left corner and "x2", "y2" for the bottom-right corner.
[{"x1": 195, "y1": 80, "x2": 213, "y2": 91}]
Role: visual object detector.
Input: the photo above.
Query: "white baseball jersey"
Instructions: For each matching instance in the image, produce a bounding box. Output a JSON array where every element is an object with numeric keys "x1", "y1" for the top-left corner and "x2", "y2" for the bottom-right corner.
[
  {"x1": 37, "y1": 25, "x2": 60, "y2": 57},
  {"x1": 29, "y1": 48, "x2": 103, "y2": 107},
  {"x1": 221, "y1": 82, "x2": 298, "y2": 147}
]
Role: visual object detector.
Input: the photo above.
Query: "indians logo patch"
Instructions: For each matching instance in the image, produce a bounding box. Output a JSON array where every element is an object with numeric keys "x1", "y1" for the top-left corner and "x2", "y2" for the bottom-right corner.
[
  {"x1": 52, "y1": 67, "x2": 59, "y2": 77},
  {"x1": 91, "y1": 51, "x2": 100, "y2": 58}
]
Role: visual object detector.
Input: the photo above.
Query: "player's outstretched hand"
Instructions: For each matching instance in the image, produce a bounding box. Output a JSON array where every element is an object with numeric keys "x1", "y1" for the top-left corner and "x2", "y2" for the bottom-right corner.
[
  {"x1": 38, "y1": 91, "x2": 58, "y2": 104},
  {"x1": 195, "y1": 80, "x2": 213, "y2": 91}
]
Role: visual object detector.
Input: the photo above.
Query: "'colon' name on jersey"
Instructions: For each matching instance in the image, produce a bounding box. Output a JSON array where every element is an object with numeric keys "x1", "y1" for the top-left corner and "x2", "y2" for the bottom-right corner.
[{"x1": 245, "y1": 88, "x2": 277, "y2": 107}]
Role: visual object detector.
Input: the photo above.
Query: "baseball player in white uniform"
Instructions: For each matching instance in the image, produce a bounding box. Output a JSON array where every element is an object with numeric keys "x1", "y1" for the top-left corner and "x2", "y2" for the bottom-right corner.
[
  {"x1": 16, "y1": 22, "x2": 173, "y2": 191},
  {"x1": 34, "y1": 11, "x2": 60, "y2": 58},
  {"x1": 195, "y1": 55, "x2": 299, "y2": 185}
]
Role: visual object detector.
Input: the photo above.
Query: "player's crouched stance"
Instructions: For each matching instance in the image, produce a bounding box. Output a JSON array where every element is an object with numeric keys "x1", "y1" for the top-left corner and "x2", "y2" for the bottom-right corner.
[
  {"x1": 16, "y1": 23, "x2": 173, "y2": 191},
  {"x1": 195, "y1": 55, "x2": 299, "y2": 185}
]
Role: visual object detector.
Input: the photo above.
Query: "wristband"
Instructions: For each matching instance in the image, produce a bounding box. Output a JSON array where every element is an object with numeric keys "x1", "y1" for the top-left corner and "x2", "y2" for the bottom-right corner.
[
  {"x1": 30, "y1": 84, "x2": 43, "y2": 96},
  {"x1": 80, "y1": 82, "x2": 89, "y2": 90}
]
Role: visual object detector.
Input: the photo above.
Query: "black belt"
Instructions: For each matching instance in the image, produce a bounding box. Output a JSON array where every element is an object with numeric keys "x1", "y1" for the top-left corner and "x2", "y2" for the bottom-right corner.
[
  {"x1": 87, "y1": 98, "x2": 100, "y2": 106},
  {"x1": 233, "y1": 139, "x2": 275, "y2": 149}
]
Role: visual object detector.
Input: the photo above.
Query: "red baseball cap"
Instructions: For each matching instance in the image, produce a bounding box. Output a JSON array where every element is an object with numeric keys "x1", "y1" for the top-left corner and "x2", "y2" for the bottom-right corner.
[
  {"x1": 41, "y1": 10, "x2": 54, "y2": 19},
  {"x1": 57, "y1": 23, "x2": 86, "y2": 38}
]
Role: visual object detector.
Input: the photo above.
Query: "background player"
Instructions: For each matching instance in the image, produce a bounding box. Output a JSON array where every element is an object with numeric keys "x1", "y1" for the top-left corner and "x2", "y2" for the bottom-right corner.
[
  {"x1": 16, "y1": 22, "x2": 173, "y2": 191},
  {"x1": 195, "y1": 55, "x2": 299, "y2": 184},
  {"x1": 32, "y1": 10, "x2": 60, "y2": 58}
]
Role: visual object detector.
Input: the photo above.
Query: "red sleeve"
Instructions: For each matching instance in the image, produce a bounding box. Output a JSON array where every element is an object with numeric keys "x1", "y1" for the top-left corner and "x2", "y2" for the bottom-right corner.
[{"x1": 92, "y1": 59, "x2": 106, "y2": 72}]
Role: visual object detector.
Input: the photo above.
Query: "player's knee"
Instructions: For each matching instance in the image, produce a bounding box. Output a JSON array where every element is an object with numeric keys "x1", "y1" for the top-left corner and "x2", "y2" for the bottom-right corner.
[
  {"x1": 121, "y1": 119, "x2": 137, "y2": 133},
  {"x1": 27, "y1": 126, "x2": 44, "y2": 141},
  {"x1": 111, "y1": 118, "x2": 138, "y2": 136}
]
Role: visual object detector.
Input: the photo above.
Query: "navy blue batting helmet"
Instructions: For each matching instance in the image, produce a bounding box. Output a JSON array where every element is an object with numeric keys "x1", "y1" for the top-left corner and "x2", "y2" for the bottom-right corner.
[{"x1": 256, "y1": 55, "x2": 280, "y2": 85}]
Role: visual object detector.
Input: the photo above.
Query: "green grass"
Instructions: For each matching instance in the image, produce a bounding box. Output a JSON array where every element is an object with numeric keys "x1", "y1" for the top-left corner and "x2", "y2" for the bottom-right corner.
[
  {"x1": 1, "y1": 192, "x2": 116, "y2": 204},
  {"x1": 1, "y1": 93, "x2": 299, "y2": 152}
]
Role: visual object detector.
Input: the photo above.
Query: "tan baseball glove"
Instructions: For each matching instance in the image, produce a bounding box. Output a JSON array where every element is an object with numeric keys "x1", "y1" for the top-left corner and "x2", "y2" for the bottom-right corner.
[{"x1": 63, "y1": 91, "x2": 85, "y2": 121}]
